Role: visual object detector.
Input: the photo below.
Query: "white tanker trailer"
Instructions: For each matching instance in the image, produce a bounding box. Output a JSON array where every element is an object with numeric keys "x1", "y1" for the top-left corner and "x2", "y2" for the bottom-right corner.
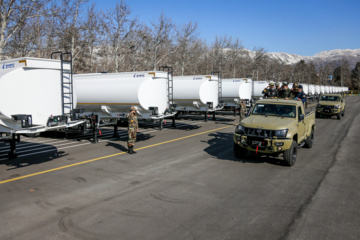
[
  {"x1": 172, "y1": 75, "x2": 222, "y2": 121},
  {"x1": 73, "y1": 70, "x2": 176, "y2": 130},
  {"x1": 0, "y1": 54, "x2": 83, "y2": 158},
  {"x1": 222, "y1": 78, "x2": 253, "y2": 115},
  {"x1": 252, "y1": 81, "x2": 270, "y2": 99}
]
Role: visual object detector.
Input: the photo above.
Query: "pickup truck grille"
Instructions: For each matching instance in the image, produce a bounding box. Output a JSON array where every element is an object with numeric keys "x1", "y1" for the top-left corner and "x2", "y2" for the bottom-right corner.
[
  {"x1": 244, "y1": 127, "x2": 275, "y2": 138},
  {"x1": 320, "y1": 105, "x2": 334, "y2": 109}
]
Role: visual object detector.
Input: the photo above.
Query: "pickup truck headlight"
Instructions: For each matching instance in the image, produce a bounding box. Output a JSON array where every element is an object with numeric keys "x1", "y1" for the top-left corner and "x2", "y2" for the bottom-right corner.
[
  {"x1": 235, "y1": 125, "x2": 245, "y2": 134},
  {"x1": 334, "y1": 105, "x2": 340, "y2": 109},
  {"x1": 275, "y1": 129, "x2": 288, "y2": 138}
]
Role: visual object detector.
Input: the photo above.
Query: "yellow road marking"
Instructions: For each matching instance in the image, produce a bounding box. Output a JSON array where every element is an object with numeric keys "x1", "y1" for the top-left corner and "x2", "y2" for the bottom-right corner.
[{"x1": 0, "y1": 124, "x2": 235, "y2": 185}]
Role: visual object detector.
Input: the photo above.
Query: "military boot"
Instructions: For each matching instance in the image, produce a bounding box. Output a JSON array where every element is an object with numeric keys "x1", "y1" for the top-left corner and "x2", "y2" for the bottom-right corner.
[
  {"x1": 131, "y1": 147, "x2": 137, "y2": 154},
  {"x1": 128, "y1": 147, "x2": 132, "y2": 154}
]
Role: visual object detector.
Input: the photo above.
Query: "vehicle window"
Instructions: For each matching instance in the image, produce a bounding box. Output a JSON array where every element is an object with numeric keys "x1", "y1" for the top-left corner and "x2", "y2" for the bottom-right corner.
[
  {"x1": 298, "y1": 106, "x2": 302, "y2": 121},
  {"x1": 252, "y1": 104, "x2": 296, "y2": 118},
  {"x1": 321, "y1": 96, "x2": 339, "y2": 101}
]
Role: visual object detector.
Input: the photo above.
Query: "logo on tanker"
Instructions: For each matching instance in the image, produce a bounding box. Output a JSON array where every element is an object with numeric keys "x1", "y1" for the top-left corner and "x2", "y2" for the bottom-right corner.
[
  {"x1": 1, "y1": 63, "x2": 15, "y2": 70},
  {"x1": 193, "y1": 77, "x2": 202, "y2": 80},
  {"x1": 133, "y1": 74, "x2": 145, "y2": 78}
]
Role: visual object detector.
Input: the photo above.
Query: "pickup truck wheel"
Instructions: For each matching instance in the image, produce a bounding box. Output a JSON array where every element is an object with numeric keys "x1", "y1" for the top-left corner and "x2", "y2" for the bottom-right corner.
[
  {"x1": 341, "y1": 109, "x2": 345, "y2": 116},
  {"x1": 305, "y1": 129, "x2": 314, "y2": 148},
  {"x1": 234, "y1": 143, "x2": 247, "y2": 159},
  {"x1": 283, "y1": 140, "x2": 297, "y2": 166},
  {"x1": 315, "y1": 113, "x2": 320, "y2": 118},
  {"x1": 337, "y1": 113, "x2": 341, "y2": 120}
]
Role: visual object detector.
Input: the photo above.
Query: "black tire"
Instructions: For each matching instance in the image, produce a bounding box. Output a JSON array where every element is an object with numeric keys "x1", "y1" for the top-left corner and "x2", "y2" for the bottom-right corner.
[
  {"x1": 304, "y1": 129, "x2": 314, "y2": 148},
  {"x1": 283, "y1": 140, "x2": 297, "y2": 166},
  {"x1": 234, "y1": 143, "x2": 247, "y2": 159},
  {"x1": 337, "y1": 113, "x2": 341, "y2": 120},
  {"x1": 341, "y1": 109, "x2": 345, "y2": 116},
  {"x1": 315, "y1": 113, "x2": 320, "y2": 118}
]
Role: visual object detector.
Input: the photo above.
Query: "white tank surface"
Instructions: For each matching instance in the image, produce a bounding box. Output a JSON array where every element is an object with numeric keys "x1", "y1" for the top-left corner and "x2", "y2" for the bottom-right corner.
[
  {"x1": 0, "y1": 57, "x2": 82, "y2": 135},
  {"x1": 222, "y1": 78, "x2": 252, "y2": 107},
  {"x1": 74, "y1": 71, "x2": 173, "y2": 120},
  {"x1": 172, "y1": 75, "x2": 221, "y2": 112},
  {"x1": 253, "y1": 81, "x2": 269, "y2": 98},
  {"x1": 315, "y1": 85, "x2": 321, "y2": 95},
  {"x1": 325, "y1": 86, "x2": 330, "y2": 93},
  {"x1": 320, "y1": 85, "x2": 326, "y2": 94},
  {"x1": 308, "y1": 84, "x2": 316, "y2": 95},
  {"x1": 299, "y1": 83, "x2": 309, "y2": 94}
]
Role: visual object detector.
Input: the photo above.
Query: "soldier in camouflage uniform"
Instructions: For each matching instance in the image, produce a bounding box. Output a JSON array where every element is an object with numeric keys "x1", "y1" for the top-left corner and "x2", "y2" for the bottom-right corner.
[
  {"x1": 127, "y1": 106, "x2": 139, "y2": 154},
  {"x1": 279, "y1": 82, "x2": 292, "y2": 99},
  {"x1": 262, "y1": 82, "x2": 278, "y2": 99},
  {"x1": 239, "y1": 100, "x2": 247, "y2": 122}
]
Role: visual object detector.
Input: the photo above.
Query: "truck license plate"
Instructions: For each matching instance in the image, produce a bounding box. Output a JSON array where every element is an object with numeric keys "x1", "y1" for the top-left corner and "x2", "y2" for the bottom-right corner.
[
  {"x1": 252, "y1": 141, "x2": 261, "y2": 145},
  {"x1": 324, "y1": 109, "x2": 330, "y2": 112}
]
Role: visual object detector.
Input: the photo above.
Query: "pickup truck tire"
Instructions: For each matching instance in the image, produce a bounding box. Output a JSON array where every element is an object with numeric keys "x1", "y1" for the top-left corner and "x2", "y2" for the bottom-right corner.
[
  {"x1": 315, "y1": 113, "x2": 320, "y2": 118},
  {"x1": 341, "y1": 109, "x2": 345, "y2": 116},
  {"x1": 283, "y1": 140, "x2": 297, "y2": 166},
  {"x1": 304, "y1": 129, "x2": 314, "y2": 148},
  {"x1": 337, "y1": 113, "x2": 341, "y2": 120},
  {"x1": 234, "y1": 143, "x2": 247, "y2": 159}
]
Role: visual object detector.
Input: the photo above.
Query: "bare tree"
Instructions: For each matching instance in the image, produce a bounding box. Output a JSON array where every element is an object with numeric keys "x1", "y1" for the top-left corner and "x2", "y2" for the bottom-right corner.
[
  {"x1": 102, "y1": 0, "x2": 136, "y2": 72},
  {"x1": 0, "y1": 0, "x2": 48, "y2": 60},
  {"x1": 148, "y1": 13, "x2": 174, "y2": 71}
]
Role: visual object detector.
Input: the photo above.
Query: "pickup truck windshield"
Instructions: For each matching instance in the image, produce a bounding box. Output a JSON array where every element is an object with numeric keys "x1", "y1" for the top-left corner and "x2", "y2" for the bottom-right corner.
[
  {"x1": 252, "y1": 104, "x2": 296, "y2": 118},
  {"x1": 321, "y1": 96, "x2": 340, "y2": 101}
]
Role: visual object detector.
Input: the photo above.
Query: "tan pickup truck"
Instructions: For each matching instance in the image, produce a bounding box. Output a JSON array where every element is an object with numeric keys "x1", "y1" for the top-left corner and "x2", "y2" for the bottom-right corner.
[
  {"x1": 233, "y1": 99, "x2": 316, "y2": 166},
  {"x1": 316, "y1": 93, "x2": 345, "y2": 120}
]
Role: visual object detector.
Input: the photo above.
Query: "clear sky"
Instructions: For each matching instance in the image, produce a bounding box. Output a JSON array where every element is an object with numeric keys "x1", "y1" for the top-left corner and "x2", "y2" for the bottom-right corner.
[{"x1": 91, "y1": 0, "x2": 360, "y2": 56}]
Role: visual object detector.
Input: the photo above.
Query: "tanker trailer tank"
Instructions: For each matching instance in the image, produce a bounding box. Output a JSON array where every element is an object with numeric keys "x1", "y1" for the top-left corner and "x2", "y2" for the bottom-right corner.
[
  {"x1": 222, "y1": 78, "x2": 253, "y2": 115},
  {"x1": 172, "y1": 75, "x2": 222, "y2": 122},
  {"x1": 74, "y1": 71, "x2": 176, "y2": 130},
  {"x1": 0, "y1": 54, "x2": 84, "y2": 158},
  {"x1": 252, "y1": 81, "x2": 270, "y2": 99}
]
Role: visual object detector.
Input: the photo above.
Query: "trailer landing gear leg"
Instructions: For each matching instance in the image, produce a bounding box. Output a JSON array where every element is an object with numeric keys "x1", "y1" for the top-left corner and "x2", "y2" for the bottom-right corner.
[
  {"x1": 213, "y1": 111, "x2": 216, "y2": 121},
  {"x1": 93, "y1": 124, "x2": 98, "y2": 143},
  {"x1": 159, "y1": 120, "x2": 164, "y2": 130},
  {"x1": 234, "y1": 107, "x2": 236, "y2": 116},
  {"x1": 113, "y1": 124, "x2": 118, "y2": 138},
  {"x1": 9, "y1": 134, "x2": 18, "y2": 159},
  {"x1": 205, "y1": 112, "x2": 208, "y2": 122},
  {"x1": 172, "y1": 116, "x2": 176, "y2": 128}
]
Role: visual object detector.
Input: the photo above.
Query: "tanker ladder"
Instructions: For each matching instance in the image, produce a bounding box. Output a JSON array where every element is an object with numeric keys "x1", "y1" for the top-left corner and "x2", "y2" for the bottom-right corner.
[{"x1": 159, "y1": 65, "x2": 177, "y2": 130}]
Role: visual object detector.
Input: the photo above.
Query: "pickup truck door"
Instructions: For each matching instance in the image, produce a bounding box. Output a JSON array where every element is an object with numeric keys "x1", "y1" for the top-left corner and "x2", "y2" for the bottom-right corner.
[{"x1": 297, "y1": 106, "x2": 305, "y2": 142}]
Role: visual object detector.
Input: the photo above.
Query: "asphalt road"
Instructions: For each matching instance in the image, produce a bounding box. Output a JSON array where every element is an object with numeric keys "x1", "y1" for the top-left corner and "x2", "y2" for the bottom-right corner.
[{"x1": 0, "y1": 97, "x2": 359, "y2": 240}]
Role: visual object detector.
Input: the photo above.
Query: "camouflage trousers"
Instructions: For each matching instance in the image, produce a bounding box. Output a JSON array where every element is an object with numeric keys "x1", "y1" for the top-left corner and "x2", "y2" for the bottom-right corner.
[{"x1": 127, "y1": 128, "x2": 137, "y2": 147}]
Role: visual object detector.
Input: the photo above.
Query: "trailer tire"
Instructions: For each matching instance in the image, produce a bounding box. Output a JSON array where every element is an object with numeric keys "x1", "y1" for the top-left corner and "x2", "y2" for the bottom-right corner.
[
  {"x1": 283, "y1": 140, "x2": 297, "y2": 166},
  {"x1": 234, "y1": 144, "x2": 247, "y2": 159}
]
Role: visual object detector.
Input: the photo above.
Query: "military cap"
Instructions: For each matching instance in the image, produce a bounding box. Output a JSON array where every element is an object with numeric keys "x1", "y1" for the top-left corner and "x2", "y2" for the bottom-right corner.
[
  {"x1": 293, "y1": 83, "x2": 299, "y2": 88},
  {"x1": 269, "y1": 82, "x2": 275, "y2": 86},
  {"x1": 130, "y1": 106, "x2": 137, "y2": 112},
  {"x1": 299, "y1": 85, "x2": 303, "y2": 89},
  {"x1": 275, "y1": 82, "x2": 280, "y2": 87},
  {"x1": 282, "y1": 82, "x2": 288, "y2": 86}
]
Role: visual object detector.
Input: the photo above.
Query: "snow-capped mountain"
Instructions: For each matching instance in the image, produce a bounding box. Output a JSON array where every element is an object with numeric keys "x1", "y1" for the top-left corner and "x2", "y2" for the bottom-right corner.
[{"x1": 266, "y1": 49, "x2": 360, "y2": 66}]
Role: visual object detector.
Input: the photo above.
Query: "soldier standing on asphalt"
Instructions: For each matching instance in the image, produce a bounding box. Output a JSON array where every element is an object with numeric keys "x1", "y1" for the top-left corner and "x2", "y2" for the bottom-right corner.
[
  {"x1": 127, "y1": 106, "x2": 139, "y2": 154},
  {"x1": 239, "y1": 100, "x2": 247, "y2": 122},
  {"x1": 279, "y1": 82, "x2": 292, "y2": 99}
]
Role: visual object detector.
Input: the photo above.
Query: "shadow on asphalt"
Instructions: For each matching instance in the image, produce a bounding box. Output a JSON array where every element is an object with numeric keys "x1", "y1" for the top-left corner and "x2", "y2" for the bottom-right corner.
[
  {"x1": 0, "y1": 148, "x2": 68, "y2": 170},
  {"x1": 203, "y1": 132, "x2": 288, "y2": 167}
]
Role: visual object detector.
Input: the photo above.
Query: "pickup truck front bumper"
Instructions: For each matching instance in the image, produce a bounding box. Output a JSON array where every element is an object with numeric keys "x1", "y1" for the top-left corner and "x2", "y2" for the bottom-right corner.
[
  {"x1": 233, "y1": 133, "x2": 293, "y2": 154},
  {"x1": 316, "y1": 107, "x2": 341, "y2": 116}
]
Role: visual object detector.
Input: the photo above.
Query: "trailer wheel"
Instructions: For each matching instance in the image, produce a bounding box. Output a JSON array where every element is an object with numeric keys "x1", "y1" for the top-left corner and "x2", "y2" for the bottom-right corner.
[{"x1": 283, "y1": 140, "x2": 297, "y2": 166}]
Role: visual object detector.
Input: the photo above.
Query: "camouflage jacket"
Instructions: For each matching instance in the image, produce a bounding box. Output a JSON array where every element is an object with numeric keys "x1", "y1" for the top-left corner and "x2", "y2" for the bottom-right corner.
[
  {"x1": 127, "y1": 113, "x2": 138, "y2": 130},
  {"x1": 279, "y1": 89, "x2": 292, "y2": 98}
]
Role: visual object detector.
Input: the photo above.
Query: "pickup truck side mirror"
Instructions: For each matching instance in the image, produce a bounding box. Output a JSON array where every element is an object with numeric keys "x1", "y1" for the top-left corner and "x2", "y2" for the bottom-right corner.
[
  {"x1": 341, "y1": 100, "x2": 343, "y2": 103},
  {"x1": 299, "y1": 114, "x2": 304, "y2": 121}
]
